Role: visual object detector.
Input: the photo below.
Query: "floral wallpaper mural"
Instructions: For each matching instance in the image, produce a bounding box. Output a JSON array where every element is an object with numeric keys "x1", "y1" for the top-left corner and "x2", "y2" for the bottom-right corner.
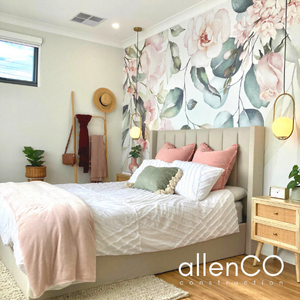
[{"x1": 122, "y1": 0, "x2": 300, "y2": 172}]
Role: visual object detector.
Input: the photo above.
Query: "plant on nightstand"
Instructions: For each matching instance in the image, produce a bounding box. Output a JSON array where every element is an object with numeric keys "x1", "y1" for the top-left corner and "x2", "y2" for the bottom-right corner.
[
  {"x1": 23, "y1": 146, "x2": 46, "y2": 181},
  {"x1": 128, "y1": 145, "x2": 142, "y2": 173},
  {"x1": 287, "y1": 165, "x2": 300, "y2": 201}
]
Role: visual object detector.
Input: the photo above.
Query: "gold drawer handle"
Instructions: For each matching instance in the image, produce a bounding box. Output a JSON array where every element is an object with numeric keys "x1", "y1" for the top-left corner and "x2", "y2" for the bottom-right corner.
[
  {"x1": 273, "y1": 212, "x2": 278, "y2": 215},
  {"x1": 273, "y1": 233, "x2": 278, "y2": 236}
]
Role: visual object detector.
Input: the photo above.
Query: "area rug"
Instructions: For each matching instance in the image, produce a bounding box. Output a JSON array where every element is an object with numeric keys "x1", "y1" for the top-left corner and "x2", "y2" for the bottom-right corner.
[{"x1": 0, "y1": 259, "x2": 189, "y2": 300}]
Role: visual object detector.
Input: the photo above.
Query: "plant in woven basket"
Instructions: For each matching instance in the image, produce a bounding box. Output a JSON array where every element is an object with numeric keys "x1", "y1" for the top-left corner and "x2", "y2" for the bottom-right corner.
[
  {"x1": 23, "y1": 146, "x2": 45, "y2": 166},
  {"x1": 287, "y1": 165, "x2": 300, "y2": 189},
  {"x1": 129, "y1": 145, "x2": 142, "y2": 159}
]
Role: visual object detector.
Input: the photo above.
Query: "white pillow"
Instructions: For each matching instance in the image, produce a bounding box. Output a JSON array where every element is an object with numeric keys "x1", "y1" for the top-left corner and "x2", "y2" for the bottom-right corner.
[
  {"x1": 171, "y1": 160, "x2": 224, "y2": 201},
  {"x1": 224, "y1": 186, "x2": 247, "y2": 201},
  {"x1": 128, "y1": 159, "x2": 172, "y2": 184}
]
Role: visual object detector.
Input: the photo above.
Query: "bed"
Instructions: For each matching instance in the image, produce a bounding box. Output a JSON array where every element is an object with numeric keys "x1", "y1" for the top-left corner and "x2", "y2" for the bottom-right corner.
[{"x1": 0, "y1": 126, "x2": 265, "y2": 300}]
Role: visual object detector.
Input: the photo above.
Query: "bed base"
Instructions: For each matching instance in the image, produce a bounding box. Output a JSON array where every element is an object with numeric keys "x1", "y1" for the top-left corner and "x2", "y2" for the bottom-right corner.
[{"x1": 0, "y1": 223, "x2": 245, "y2": 300}]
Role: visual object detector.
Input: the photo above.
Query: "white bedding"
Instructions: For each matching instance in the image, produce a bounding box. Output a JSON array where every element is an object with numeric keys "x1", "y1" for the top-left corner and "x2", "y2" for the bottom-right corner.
[{"x1": 0, "y1": 182, "x2": 239, "y2": 273}]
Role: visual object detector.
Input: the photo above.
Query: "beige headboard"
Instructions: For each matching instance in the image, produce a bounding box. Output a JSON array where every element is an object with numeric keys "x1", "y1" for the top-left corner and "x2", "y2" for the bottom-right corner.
[{"x1": 149, "y1": 126, "x2": 265, "y2": 254}]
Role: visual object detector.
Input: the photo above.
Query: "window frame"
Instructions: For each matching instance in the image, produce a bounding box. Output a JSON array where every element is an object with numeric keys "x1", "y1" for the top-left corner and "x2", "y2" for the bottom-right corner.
[{"x1": 0, "y1": 30, "x2": 42, "y2": 87}]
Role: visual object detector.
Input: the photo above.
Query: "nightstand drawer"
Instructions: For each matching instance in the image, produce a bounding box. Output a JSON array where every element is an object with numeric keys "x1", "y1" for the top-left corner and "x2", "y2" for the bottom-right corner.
[
  {"x1": 255, "y1": 223, "x2": 296, "y2": 246},
  {"x1": 256, "y1": 203, "x2": 296, "y2": 224}
]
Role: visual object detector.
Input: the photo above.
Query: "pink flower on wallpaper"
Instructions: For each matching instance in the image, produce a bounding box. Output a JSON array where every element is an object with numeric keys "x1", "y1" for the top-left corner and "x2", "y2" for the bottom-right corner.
[
  {"x1": 140, "y1": 35, "x2": 166, "y2": 90},
  {"x1": 256, "y1": 52, "x2": 283, "y2": 101},
  {"x1": 146, "y1": 34, "x2": 165, "y2": 51},
  {"x1": 247, "y1": 0, "x2": 283, "y2": 45},
  {"x1": 283, "y1": 0, "x2": 300, "y2": 26},
  {"x1": 127, "y1": 59, "x2": 137, "y2": 78},
  {"x1": 137, "y1": 138, "x2": 148, "y2": 151},
  {"x1": 144, "y1": 95, "x2": 156, "y2": 125},
  {"x1": 183, "y1": 9, "x2": 230, "y2": 68},
  {"x1": 159, "y1": 119, "x2": 174, "y2": 130},
  {"x1": 233, "y1": 16, "x2": 254, "y2": 47}
]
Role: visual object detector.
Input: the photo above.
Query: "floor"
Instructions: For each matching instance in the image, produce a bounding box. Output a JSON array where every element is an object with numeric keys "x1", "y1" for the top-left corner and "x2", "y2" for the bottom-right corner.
[{"x1": 157, "y1": 255, "x2": 300, "y2": 300}]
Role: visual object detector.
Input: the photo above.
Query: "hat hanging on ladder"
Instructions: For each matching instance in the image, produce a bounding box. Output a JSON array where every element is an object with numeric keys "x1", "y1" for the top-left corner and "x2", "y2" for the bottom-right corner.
[{"x1": 93, "y1": 88, "x2": 116, "y2": 113}]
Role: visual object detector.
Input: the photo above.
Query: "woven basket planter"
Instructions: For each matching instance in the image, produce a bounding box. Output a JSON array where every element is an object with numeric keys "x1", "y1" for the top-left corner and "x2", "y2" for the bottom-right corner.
[{"x1": 25, "y1": 166, "x2": 47, "y2": 180}]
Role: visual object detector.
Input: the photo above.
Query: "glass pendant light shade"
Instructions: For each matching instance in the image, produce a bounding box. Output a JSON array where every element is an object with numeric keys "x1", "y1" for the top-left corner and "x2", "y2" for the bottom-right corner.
[
  {"x1": 130, "y1": 126, "x2": 142, "y2": 140},
  {"x1": 272, "y1": 117, "x2": 294, "y2": 140},
  {"x1": 272, "y1": 93, "x2": 295, "y2": 140},
  {"x1": 130, "y1": 112, "x2": 142, "y2": 140}
]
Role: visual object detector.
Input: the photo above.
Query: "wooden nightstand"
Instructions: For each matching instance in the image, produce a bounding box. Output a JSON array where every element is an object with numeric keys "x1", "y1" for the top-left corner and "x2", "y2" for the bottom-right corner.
[
  {"x1": 116, "y1": 173, "x2": 131, "y2": 182},
  {"x1": 251, "y1": 196, "x2": 300, "y2": 282}
]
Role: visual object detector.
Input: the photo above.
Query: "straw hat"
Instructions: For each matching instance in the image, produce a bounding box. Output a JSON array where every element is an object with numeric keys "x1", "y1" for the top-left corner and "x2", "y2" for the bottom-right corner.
[{"x1": 93, "y1": 88, "x2": 116, "y2": 113}]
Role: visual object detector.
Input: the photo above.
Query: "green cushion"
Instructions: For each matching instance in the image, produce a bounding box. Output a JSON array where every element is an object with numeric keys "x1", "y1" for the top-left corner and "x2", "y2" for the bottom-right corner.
[{"x1": 133, "y1": 166, "x2": 182, "y2": 194}]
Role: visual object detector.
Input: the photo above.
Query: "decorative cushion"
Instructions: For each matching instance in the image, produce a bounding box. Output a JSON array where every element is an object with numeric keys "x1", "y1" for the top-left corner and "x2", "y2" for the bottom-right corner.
[
  {"x1": 224, "y1": 186, "x2": 247, "y2": 201},
  {"x1": 192, "y1": 143, "x2": 238, "y2": 191},
  {"x1": 171, "y1": 160, "x2": 224, "y2": 201},
  {"x1": 131, "y1": 166, "x2": 183, "y2": 194},
  {"x1": 155, "y1": 142, "x2": 196, "y2": 163},
  {"x1": 127, "y1": 159, "x2": 172, "y2": 184}
]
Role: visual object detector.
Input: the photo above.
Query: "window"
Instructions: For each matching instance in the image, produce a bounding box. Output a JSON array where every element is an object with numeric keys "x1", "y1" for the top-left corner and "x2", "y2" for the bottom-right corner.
[{"x1": 0, "y1": 30, "x2": 42, "y2": 87}]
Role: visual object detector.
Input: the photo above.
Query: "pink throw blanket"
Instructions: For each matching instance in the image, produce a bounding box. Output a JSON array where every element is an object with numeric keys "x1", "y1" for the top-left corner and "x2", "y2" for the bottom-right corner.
[
  {"x1": 0, "y1": 181, "x2": 96, "y2": 298},
  {"x1": 90, "y1": 135, "x2": 107, "y2": 182}
]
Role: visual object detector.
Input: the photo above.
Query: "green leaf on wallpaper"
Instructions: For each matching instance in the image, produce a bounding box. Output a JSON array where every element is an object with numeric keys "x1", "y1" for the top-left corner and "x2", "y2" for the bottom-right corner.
[
  {"x1": 167, "y1": 42, "x2": 182, "y2": 77},
  {"x1": 244, "y1": 65, "x2": 269, "y2": 109},
  {"x1": 296, "y1": 62, "x2": 300, "y2": 88},
  {"x1": 181, "y1": 125, "x2": 191, "y2": 130},
  {"x1": 272, "y1": 29, "x2": 300, "y2": 63},
  {"x1": 231, "y1": 0, "x2": 253, "y2": 13},
  {"x1": 157, "y1": 81, "x2": 168, "y2": 104},
  {"x1": 134, "y1": 95, "x2": 146, "y2": 116},
  {"x1": 213, "y1": 111, "x2": 234, "y2": 128},
  {"x1": 125, "y1": 47, "x2": 137, "y2": 58},
  {"x1": 122, "y1": 110, "x2": 130, "y2": 129},
  {"x1": 187, "y1": 99, "x2": 197, "y2": 110},
  {"x1": 160, "y1": 87, "x2": 183, "y2": 118},
  {"x1": 191, "y1": 67, "x2": 221, "y2": 100},
  {"x1": 123, "y1": 105, "x2": 128, "y2": 115},
  {"x1": 170, "y1": 25, "x2": 185, "y2": 37},
  {"x1": 203, "y1": 77, "x2": 229, "y2": 109},
  {"x1": 211, "y1": 38, "x2": 243, "y2": 78},
  {"x1": 122, "y1": 128, "x2": 129, "y2": 147},
  {"x1": 238, "y1": 109, "x2": 264, "y2": 127},
  {"x1": 132, "y1": 73, "x2": 146, "y2": 83}
]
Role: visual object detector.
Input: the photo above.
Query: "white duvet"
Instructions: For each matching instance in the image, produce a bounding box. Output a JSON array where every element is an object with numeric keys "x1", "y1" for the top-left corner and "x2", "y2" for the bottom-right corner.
[{"x1": 0, "y1": 182, "x2": 239, "y2": 273}]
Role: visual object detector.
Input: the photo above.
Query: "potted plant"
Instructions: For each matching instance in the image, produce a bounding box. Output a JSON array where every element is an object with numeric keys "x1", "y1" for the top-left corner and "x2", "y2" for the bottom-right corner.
[
  {"x1": 23, "y1": 146, "x2": 46, "y2": 181},
  {"x1": 128, "y1": 145, "x2": 142, "y2": 173},
  {"x1": 287, "y1": 165, "x2": 300, "y2": 201}
]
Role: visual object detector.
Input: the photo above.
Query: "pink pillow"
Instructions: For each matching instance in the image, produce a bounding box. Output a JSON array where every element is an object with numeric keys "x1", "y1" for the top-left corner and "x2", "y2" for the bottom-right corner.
[
  {"x1": 192, "y1": 143, "x2": 238, "y2": 191},
  {"x1": 155, "y1": 142, "x2": 196, "y2": 163}
]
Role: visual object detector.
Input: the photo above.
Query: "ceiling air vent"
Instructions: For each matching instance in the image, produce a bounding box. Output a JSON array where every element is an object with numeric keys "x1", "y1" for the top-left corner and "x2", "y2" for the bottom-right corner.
[{"x1": 70, "y1": 13, "x2": 106, "y2": 27}]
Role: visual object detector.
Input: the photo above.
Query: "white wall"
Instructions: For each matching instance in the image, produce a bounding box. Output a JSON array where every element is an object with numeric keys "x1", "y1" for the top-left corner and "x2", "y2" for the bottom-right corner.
[{"x1": 0, "y1": 22, "x2": 123, "y2": 183}]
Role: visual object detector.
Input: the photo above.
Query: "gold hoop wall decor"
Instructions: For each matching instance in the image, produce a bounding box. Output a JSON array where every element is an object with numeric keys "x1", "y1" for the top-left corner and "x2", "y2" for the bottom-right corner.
[
  {"x1": 130, "y1": 112, "x2": 142, "y2": 140},
  {"x1": 272, "y1": 93, "x2": 295, "y2": 140}
]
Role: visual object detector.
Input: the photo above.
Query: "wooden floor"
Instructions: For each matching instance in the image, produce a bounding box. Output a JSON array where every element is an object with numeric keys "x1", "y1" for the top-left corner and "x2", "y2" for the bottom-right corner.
[{"x1": 157, "y1": 255, "x2": 300, "y2": 300}]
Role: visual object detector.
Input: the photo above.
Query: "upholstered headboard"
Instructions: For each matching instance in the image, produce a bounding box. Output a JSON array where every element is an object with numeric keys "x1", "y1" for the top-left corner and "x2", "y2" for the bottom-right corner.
[{"x1": 149, "y1": 126, "x2": 265, "y2": 254}]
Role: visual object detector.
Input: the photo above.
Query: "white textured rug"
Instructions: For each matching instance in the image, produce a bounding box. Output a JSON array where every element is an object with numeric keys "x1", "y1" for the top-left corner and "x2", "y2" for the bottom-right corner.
[{"x1": 0, "y1": 259, "x2": 189, "y2": 300}]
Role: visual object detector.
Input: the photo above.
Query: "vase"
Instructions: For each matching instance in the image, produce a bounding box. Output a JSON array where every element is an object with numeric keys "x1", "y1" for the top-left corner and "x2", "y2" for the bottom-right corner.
[
  {"x1": 291, "y1": 186, "x2": 300, "y2": 201},
  {"x1": 129, "y1": 158, "x2": 139, "y2": 173}
]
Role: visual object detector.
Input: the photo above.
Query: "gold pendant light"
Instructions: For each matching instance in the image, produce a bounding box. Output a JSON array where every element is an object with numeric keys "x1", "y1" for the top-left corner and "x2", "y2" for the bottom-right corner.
[
  {"x1": 130, "y1": 27, "x2": 143, "y2": 140},
  {"x1": 272, "y1": 0, "x2": 295, "y2": 140}
]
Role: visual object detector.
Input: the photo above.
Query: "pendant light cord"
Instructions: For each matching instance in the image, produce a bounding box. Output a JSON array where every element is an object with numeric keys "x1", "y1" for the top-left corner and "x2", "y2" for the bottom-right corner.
[
  {"x1": 135, "y1": 30, "x2": 139, "y2": 102},
  {"x1": 283, "y1": 0, "x2": 288, "y2": 93}
]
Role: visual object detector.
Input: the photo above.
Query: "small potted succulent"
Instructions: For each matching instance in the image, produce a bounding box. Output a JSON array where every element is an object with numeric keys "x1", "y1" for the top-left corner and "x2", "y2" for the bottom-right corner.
[
  {"x1": 23, "y1": 146, "x2": 46, "y2": 181},
  {"x1": 128, "y1": 145, "x2": 142, "y2": 173},
  {"x1": 287, "y1": 165, "x2": 300, "y2": 201}
]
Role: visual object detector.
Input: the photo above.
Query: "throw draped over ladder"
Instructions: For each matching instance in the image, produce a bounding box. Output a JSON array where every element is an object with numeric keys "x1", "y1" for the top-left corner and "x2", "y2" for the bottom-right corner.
[{"x1": 71, "y1": 92, "x2": 109, "y2": 183}]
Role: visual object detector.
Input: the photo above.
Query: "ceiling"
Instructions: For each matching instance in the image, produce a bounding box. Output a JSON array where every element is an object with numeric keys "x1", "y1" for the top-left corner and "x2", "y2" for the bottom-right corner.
[{"x1": 0, "y1": 0, "x2": 206, "y2": 48}]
